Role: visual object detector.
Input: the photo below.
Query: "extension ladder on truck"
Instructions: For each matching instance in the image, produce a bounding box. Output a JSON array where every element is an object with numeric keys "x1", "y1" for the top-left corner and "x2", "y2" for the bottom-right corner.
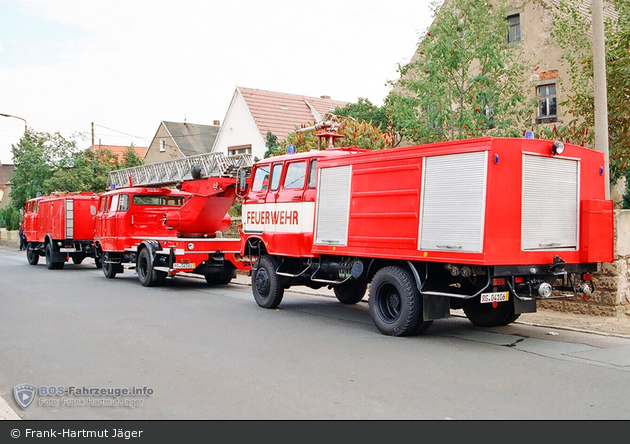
[{"x1": 107, "y1": 152, "x2": 253, "y2": 189}]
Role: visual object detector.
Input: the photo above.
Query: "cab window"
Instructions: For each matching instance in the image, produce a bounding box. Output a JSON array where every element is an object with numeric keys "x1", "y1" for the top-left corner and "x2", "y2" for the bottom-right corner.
[
  {"x1": 109, "y1": 194, "x2": 120, "y2": 212},
  {"x1": 252, "y1": 165, "x2": 271, "y2": 192},
  {"x1": 270, "y1": 163, "x2": 283, "y2": 191},
  {"x1": 283, "y1": 161, "x2": 306, "y2": 189},
  {"x1": 308, "y1": 160, "x2": 318, "y2": 189},
  {"x1": 132, "y1": 195, "x2": 185, "y2": 206},
  {"x1": 118, "y1": 194, "x2": 129, "y2": 211}
]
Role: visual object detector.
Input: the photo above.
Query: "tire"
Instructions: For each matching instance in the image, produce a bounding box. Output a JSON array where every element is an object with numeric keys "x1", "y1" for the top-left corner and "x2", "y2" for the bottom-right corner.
[
  {"x1": 463, "y1": 297, "x2": 514, "y2": 327},
  {"x1": 252, "y1": 255, "x2": 285, "y2": 309},
  {"x1": 102, "y1": 259, "x2": 118, "y2": 279},
  {"x1": 45, "y1": 243, "x2": 64, "y2": 270},
  {"x1": 137, "y1": 248, "x2": 167, "y2": 287},
  {"x1": 333, "y1": 281, "x2": 368, "y2": 304},
  {"x1": 368, "y1": 266, "x2": 429, "y2": 337},
  {"x1": 205, "y1": 266, "x2": 236, "y2": 286},
  {"x1": 26, "y1": 243, "x2": 39, "y2": 266},
  {"x1": 94, "y1": 255, "x2": 102, "y2": 269}
]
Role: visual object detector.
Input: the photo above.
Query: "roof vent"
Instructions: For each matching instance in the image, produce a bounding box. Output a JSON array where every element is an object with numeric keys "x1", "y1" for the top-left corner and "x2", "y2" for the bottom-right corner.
[
  {"x1": 320, "y1": 95, "x2": 331, "y2": 100},
  {"x1": 213, "y1": 120, "x2": 220, "y2": 125}
]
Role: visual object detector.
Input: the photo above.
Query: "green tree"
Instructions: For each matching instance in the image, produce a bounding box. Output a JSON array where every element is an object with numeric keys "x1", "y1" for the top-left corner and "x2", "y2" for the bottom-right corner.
[
  {"x1": 0, "y1": 206, "x2": 21, "y2": 230},
  {"x1": 547, "y1": 0, "x2": 630, "y2": 187},
  {"x1": 9, "y1": 130, "x2": 77, "y2": 210},
  {"x1": 390, "y1": 0, "x2": 533, "y2": 144},
  {"x1": 120, "y1": 144, "x2": 144, "y2": 169},
  {"x1": 282, "y1": 116, "x2": 390, "y2": 153},
  {"x1": 264, "y1": 130, "x2": 282, "y2": 158}
]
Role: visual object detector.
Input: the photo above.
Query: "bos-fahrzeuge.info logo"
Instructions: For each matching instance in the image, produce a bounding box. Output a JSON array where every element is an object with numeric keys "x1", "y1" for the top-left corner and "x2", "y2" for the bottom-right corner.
[{"x1": 13, "y1": 384, "x2": 153, "y2": 409}]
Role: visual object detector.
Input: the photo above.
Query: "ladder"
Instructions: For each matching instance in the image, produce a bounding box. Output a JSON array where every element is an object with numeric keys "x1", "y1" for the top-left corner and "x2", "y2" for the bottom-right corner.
[{"x1": 107, "y1": 152, "x2": 253, "y2": 189}]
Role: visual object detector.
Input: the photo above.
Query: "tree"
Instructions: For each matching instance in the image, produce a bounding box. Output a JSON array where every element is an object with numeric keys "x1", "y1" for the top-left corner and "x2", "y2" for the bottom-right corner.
[
  {"x1": 389, "y1": 0, "x2": 533, "y2": 144},
  {"x1": 9, "y1": 131, "x2": 140, "y2": 210},
  {"x1": 9, "y1": 130, "x2": 77, "y2": 210},
  {"x1": 264, "y1": 130, "x2": 282, "y2": 158},
  {"x1": 547, "y1": 0, "x2": 630, "y2": 187},
  {"x1": 282, "y1": 115, "x2": 390, "y2": 153},
  {"x1": 333, "y1": 97, "x2": 418, "y2": 147}
]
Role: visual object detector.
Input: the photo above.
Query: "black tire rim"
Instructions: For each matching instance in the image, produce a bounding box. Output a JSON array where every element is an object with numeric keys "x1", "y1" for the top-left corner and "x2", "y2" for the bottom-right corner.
[
  {"x1": 255, "y1": 268, "x2": 270, "y2": 298},
  {"x1": 376, "y1": 283, "x2": 401, "y2": 324}
]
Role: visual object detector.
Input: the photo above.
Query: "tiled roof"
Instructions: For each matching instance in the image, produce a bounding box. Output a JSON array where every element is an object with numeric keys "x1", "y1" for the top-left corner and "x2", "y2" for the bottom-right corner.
[
  {"x1": 237, "y1": 87, "x2": 349, "y2": 141},
  {"x1": 162, "y1": 121, "x2": 220, "y2": 156},
  {"x1": 549, "y1": 0, "x2": 618, "y2": 23},
  {"x1": 0, "y1": 163, "x2": 15, "y2": 188},
  {"x1": 90, "y1": 144, "x2": 148, "y2": 161}
]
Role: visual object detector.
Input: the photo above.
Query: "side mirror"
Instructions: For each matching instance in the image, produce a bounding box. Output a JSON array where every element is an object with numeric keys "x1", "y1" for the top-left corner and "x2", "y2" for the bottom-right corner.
[{"x1": 236, "y1": 168, "x2": 249, "y2": 197}]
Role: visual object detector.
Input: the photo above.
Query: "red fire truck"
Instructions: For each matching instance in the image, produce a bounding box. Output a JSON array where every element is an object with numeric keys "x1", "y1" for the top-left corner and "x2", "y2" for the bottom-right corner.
[
  {"x1": 94, "y1": 153, "x2": 252, "y2": 286},
  {"x1": 239, "y1": 122, "x2": 614, "y2": 336},
  {"x1": 23, "y1": 192, "x2": 101, "y2": 269}
]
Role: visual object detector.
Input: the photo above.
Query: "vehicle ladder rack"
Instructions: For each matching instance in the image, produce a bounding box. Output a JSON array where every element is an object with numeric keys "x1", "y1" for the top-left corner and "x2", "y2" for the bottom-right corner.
[{"x1": 107, "y1": 152, "x2": 253, "y2": 189}]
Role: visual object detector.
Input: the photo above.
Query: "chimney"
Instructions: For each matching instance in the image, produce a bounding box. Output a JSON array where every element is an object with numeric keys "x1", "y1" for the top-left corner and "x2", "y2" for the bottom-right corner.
[
  {"x1": 320, "y1": 95, "x2": 331, "y2": 100},
  {"x1": 213, "y1": 120, "x2": 220, "y2": 125}
]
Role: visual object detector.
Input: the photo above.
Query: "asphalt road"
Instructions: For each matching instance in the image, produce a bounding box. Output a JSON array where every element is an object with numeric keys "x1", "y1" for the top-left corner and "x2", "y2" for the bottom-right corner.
[{"x1": 2, "y1": 246, "x2": 630, "y2": 420}]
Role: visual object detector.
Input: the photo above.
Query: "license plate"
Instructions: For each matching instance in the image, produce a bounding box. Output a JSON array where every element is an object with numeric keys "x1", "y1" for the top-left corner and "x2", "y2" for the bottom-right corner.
[
  {"x1": 60, "y1": 248, "x2": 76, "y2": 253},
  {"x1": 480, "y1": 291, "x2": 509, "y2": 303},
  {"x1": 173, "y1": 263, "x2": 195, "y2": 270}
]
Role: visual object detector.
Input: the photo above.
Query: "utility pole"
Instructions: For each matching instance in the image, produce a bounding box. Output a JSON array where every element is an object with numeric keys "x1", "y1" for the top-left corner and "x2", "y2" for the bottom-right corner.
[
  {"x1": 592, "y1": 0, "x2": 610, "y2": 199},
  {"x1": 91, "y1": 122, "x2": 95, "y2": 154}
]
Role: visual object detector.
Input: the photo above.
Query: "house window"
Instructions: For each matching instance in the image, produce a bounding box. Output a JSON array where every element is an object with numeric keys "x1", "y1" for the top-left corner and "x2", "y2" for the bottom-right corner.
[
  {"x1": 228, "y1": 145, "x2": 252, "y2": 156},
  {"x1": 536, "y1": 84, "x2": 558, "y2": 123},
  {"x1": 159, "y1": 140, "x2": 165, "y2": 152},
  {"x1": 507, "y1": 14, "x2": 521, "y2": 43}
]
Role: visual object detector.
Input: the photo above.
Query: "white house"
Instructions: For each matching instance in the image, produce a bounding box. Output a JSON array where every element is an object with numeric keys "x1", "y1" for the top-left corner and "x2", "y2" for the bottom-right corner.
[{"x1": 212, "y1": 86, "x2": 348, "y2": 160}]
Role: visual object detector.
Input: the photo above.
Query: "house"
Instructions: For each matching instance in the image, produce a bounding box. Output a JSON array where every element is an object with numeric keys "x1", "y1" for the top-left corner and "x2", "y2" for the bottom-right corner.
[
  {"x1": 89, "y1": 144, "x2": 148, "y2": 163},
  {"x1": 404, "y1": 0, "x2": 617, "y2": 131},
  {"x1": 0, "y1": 162, "x2": 15, "y2": 210},
  {"x1": 143, "y1": 121, "x2": 220, "y2": 164},
  {"x1": 211, "y1": 87, "x2": 349, "y2": 161}
]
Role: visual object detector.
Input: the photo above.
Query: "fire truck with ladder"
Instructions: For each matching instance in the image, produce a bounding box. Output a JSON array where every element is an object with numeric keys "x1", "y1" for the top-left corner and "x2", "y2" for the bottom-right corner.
[
  {"x1": 238, "y1": 115, "x2": 615, "y2": 336},
  {"x1": 93, "y1": 152, "x2": 253, "y2": 287},
  {"x1": 23, "y1": 192, "x2": 101, "y2": 270}
]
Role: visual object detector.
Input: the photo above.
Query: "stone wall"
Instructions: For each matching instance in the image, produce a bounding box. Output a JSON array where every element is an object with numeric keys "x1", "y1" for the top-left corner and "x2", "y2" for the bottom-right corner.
[
  {"x1": 0, "y1": 228, "x2": 19, "y2": 248},
  {"x1": 539, "y1": 209, "x2": 630, "y2": 317}
]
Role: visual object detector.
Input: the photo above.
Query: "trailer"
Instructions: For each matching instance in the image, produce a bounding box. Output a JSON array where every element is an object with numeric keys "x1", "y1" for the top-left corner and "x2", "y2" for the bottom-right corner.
[
  {"x1": 94, "y1": 152, "x2": 253, "y2": 286},
  {"x1": 22, "y1": 192, "x2": 101, "y2": 269},
  {"x1": 239, "y1": 123, "x2": 614, "y2": 336}
]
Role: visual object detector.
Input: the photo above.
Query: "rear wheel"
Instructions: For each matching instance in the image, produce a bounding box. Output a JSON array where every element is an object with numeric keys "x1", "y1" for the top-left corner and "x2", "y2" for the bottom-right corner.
[
  {"x1": 334, "y1": 281, "x2": 368, "y2": 304},
  {"x1": 137, "y1": 248, "x2": 167, "y2": 287},
  {"x1": 45, "y1": 243, "x2": 64, "y2": 270},
  {"x1": 252, "y1": 255, "x2": 285, "y2": 309},
  {"x1": 463, "y1": 297, "x2": 514, "y2": 327},
  {"x1": 368, "y1": 266, "x2": 431, "y2": 336},
  {"x1": 205, "y1": 266, "x2": 236, "y2": 286},
  {"x1": 26, "y1": 243, "x2": 39, "y2": 265}
]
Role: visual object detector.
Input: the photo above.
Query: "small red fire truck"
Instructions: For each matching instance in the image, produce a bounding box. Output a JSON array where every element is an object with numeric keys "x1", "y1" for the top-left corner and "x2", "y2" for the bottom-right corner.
[
  {"x1": 239, "y1": 120, "x2": 614, "y2": 336},
  {"x1": 94, "y1": 153, "x2": 252, "y2": 286},
  {"x1": 23, "y1": 192, "x2": 101, "y2": 269}
]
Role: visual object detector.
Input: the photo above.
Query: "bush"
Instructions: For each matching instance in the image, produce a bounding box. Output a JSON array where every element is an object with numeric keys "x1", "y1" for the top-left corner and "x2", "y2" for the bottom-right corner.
[{"x1": 0, "y1": 206, "x2": 21, "y2": 230}]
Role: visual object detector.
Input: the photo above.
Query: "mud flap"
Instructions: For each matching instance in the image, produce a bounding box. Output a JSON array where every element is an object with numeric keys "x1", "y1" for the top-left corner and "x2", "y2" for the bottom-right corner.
[{"x1": 422, "y1": 294, "x2": 451, "y2": 321}]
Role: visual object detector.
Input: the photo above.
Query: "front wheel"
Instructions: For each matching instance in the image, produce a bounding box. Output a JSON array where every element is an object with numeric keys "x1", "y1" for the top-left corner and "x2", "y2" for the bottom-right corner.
[
  {"x1": 252, "y1": 255, "x2": 285, "y2": 309},
  {"x1": 102, "y1": 260, "x2": 118, "y2": 279},
  {"x1": 368, "y1": 266, "x2": 431, "y2": 336},
  {"x1": 137, "y1": 248, "x2": 167, "y2": 287},
  {"x1": 334, "y1": 281, "x2": 368, "y2": 304},
  {"x1": 26, "y1": 243, "x2": 39, "y2": 265}
]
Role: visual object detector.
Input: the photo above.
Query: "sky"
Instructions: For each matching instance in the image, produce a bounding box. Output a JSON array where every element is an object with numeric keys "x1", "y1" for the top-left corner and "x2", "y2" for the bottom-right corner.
[{"x1": 0, "y1": 0, "x2": 437, "y2": 164}]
